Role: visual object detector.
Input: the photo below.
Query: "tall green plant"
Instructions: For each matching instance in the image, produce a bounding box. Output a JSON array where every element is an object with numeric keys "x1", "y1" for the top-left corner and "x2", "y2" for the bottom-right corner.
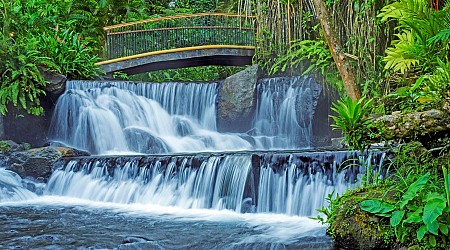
[
  {"x1": 0, "y1": 37, "x2": 48, "y2": 115},
  {"x1": 35, "y1": 27, "x2": 101, "y2": 79},
  {"x1": 330, "y1": 96, "x2": 374, "y2": 149}
]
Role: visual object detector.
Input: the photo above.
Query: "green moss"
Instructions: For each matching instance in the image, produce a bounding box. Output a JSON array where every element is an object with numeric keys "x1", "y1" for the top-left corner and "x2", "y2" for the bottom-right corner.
[{"x1": 327, "y1": 186, "x2": 397, "y2": 249}]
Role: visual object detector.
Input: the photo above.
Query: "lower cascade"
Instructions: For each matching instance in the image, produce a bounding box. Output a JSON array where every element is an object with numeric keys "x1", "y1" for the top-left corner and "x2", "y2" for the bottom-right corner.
[
  {"x1": 45, "y1": 151, "x2": 384, "y2": 216},
  {"x1": 0, "y1": 149, "x2": 386, "y2": 249},
  {"x1": 0, "y1": 168, "x2": 37, "y2": 202}
]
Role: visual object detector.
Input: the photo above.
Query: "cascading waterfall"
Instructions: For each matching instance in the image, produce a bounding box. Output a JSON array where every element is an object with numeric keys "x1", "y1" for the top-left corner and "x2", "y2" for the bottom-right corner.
[
  {"x1": 65, "y1": 81, "x2": 218, "y2": 130},
  {"x1": 45, "y1": 151, "x2": 384, "y2": 216},
  {"x1": 49, "y1": 77, "x2": 322, "y2": 154},
  {"x1": 49, "y1": 81, "x2": 252, "y2": 154},
  {"x1": 252, "y1": 76, "x2": 322, "y2": 149},
  {"x1": 1, "y1": 76, "x2": 387, "y2": 249}
]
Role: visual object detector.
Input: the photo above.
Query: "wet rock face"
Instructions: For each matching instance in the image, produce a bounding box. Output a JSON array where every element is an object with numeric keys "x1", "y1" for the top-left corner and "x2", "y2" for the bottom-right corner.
[
  {"x1": 38, "y1": 67, "x2": 67, "y2": 102},
  {"x1": 217, "y1": 65, "x2": 259, "y2": 132},
  {"x1": 329, "y1": 191, "x2": 396, "y2": 250},
  {"x1": 374, "y1": 109, "x2": 450, "y2": 140},
  {"x1": 4, "y1": 146, "x2": 90, "y2": 181},
  {"x1": 8, "y1": 147, "x2": 61, "y2": 180}
]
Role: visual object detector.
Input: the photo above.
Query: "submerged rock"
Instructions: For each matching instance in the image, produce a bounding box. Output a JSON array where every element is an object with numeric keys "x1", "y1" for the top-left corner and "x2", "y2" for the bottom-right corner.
[{"x1": 123, "y1": 127, "x2": 169, "y2": 154}]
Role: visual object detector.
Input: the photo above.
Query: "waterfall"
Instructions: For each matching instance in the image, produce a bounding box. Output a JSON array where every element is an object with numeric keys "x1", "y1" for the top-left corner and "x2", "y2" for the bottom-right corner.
[
  {"x1": 49, "y1": 81, "x2": 252, "y2": 154},
  {"x1": 252, "y1": 76, "x2": 322, "y2": 149},
  {"x1": 45, "y1": 151, "x2": 384, "y2": 216},
  {"x1": 0, "y1": 168, "x2": 37, "y2": 202},
  {"x1": 49, "y1": 77, "x2": 322, "y2": 155}
]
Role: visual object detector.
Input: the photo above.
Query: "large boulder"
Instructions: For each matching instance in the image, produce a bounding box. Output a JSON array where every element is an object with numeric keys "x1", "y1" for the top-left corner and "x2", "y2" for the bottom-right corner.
[
  {"x1": 217, "y1": 65, "x2": 259, "y2": 132},
  {"x1": 329, "y1": 189, "x2": 397, "y2": 250},
  {"x1": 38, "y1": 66, "x2": 67, "y2": 103},
  {"x1": 7, "y1": 146, "x2": 89, "y2": 180},
  {"x1": 374, "y1": 109, "x2": 450, "y2": 140}
]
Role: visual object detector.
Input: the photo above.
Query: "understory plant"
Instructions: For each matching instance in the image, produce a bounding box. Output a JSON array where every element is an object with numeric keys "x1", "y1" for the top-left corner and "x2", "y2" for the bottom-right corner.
[
  {"x1": 387, "y1": 58, "x2": 450, "y2": 111},
  {"x1": 360, "y1": 169, "x2": 450, "y2": 248},
  {"x1": 380, "y1": 0, "x2": 450, "y2": 112},
  {"x1": 379, "y1": 0, "x2": 450, "y2": 74},
  {"x1": 357, "y1": 142, "x2": 450, "y2": 249},
  {"x1": 35, "y1": 26, "x2": 101, "y2": 79},
  {"x1": 330, "y1": 96, "x2": 375, "y2": 149},
  {"x1": 0, "y1": 36, "x2": 48, "y2": 115}
]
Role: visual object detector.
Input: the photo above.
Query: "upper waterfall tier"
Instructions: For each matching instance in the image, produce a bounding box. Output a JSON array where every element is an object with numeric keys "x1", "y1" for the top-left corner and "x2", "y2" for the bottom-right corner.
[{"x1": 49, "y1": 77, "x2": 321, "y2": 155}]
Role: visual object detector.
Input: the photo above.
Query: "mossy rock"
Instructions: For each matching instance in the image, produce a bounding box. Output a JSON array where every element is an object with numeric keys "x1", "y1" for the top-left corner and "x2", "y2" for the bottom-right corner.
[{"x1": 328, "y1": 188, "x2": 397, "y2": 250}]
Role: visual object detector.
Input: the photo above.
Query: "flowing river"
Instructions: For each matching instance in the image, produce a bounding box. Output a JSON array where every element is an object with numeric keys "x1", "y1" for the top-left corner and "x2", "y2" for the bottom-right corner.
[{"x1": 0, "y1": 77, "x2": 383, "y2": 249}]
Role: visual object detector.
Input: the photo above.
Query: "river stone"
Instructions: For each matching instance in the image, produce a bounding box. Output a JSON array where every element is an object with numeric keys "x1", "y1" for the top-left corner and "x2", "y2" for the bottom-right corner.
[
  {"x1": 373, "y1": 109, "x2": 450, "y2": 140},
  {"x1": 217, "y1": 65, "x2": 259, "y2": 132},
  {"x1": 7, "y1": 146, "x2": 90, "y2": 180}
]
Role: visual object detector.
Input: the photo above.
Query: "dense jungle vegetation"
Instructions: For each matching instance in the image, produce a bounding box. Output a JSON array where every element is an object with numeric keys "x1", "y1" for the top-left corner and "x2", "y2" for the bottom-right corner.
[{"x1": 1, "y1": 0, "x2": 450, "y2": 249}]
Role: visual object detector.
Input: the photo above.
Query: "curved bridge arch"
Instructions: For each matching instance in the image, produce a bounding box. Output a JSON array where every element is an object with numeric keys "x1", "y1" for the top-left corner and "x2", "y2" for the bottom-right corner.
[{"x1": 96, "y1": 13, "x2": 256, "y2": 75}]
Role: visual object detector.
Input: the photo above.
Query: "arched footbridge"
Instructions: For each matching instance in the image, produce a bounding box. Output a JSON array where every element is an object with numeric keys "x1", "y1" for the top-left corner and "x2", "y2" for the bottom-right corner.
[{"x1": 96, "y1": 13, "x2": 256, "y2": 75}]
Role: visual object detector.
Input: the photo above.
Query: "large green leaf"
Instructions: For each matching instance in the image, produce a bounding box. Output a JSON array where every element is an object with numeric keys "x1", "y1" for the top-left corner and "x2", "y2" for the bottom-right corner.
[
  {"x1": 417, "y1": 224, "x2": 428, "y2": 241},
  {"x1": 399, "y1": 173, "x2": 430, "y2": 209},
  {"x1": 404, "y1": 207, "x2": 423, "y2": 223},
  {"x1": 390, "y1": 210, "x2": 405, "y2": 227},
  {"x1": 427, "y1": 220, "x2": 439, "y2": 235},
  {"x1": 423, "y1": 197, "x2": 446, "y2": 234},
  {"x1": 360, "y1": 200, "x2": 395, "y2": 215}
]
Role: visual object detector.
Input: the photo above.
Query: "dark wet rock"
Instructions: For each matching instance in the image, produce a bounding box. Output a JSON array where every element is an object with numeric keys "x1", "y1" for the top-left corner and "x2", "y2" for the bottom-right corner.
[
  {"x1": 6, "y1": 146, "x2": 90, "y2": 180},
  {"x1": 124, "y1": 127, "x2": 169, "y2": 154},
  {"x1": 38, "y1": 66, "x2": 67, "y2": 101},
  {"x1": 8, "y1": 147, "x2": 61, "y2": 180},
  {"x1": 217, "y1": 65, "x2": 259, "y2": 132},
  {"x1": 240, "y1": 197, "x2": 255, "y2": 213}
]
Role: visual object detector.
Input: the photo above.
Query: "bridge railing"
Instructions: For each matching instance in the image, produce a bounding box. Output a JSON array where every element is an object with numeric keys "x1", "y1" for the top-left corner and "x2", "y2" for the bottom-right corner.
[{"x1": 104, "y1": 13, "x2": 256, "y2": 60}]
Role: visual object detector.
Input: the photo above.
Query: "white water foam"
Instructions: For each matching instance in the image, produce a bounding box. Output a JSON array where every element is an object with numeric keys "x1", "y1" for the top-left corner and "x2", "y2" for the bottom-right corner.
[
  {"x1": 0, "y1": 168, "x2": 37, "y2": 202},
  {"x1": 0, "y1": 196, "x2": 327, "y2": 246}
]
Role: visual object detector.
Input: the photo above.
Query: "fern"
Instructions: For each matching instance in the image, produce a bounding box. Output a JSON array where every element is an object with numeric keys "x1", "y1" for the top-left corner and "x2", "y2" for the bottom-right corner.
[
  {"x1": 427, "y1": 29, "x2": 450, "y2": 45},
  {"x1": 270, "y1": 39, "x2": 334, "y2": 76},
  {"x1": 384, "y1": 31, "x2": 422, "y2": 74}
]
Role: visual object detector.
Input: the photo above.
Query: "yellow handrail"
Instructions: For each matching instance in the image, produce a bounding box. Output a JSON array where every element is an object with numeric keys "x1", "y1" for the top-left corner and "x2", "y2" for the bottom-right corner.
[
  {"x1": 104, "y1": 12, "x2": 256, "y2": 31},
  {"x1": 96, "y1": 45, "x2": 256, "y2": 65}
]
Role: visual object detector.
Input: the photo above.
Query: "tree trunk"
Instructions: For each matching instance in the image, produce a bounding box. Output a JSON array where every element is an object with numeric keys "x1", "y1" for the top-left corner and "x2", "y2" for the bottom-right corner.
[{"x1": 311, "y1": 0, "x2": 361, "y2": 100}]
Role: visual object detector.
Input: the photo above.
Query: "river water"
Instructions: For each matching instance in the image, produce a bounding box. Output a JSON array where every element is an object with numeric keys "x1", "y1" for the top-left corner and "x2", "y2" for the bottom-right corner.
[{"x1": 0, "y1": 77, "x2": 377, "y2": 249}]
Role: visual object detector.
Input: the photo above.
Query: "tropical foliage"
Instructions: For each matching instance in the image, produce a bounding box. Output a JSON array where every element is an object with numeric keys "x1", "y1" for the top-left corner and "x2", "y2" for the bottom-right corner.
[
  {"x1": 0, "y1": 0, "x2": 224, "y2": 115},
  {"x1": 330, "y1": 97, "x2": 374, "y2": 149}
]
